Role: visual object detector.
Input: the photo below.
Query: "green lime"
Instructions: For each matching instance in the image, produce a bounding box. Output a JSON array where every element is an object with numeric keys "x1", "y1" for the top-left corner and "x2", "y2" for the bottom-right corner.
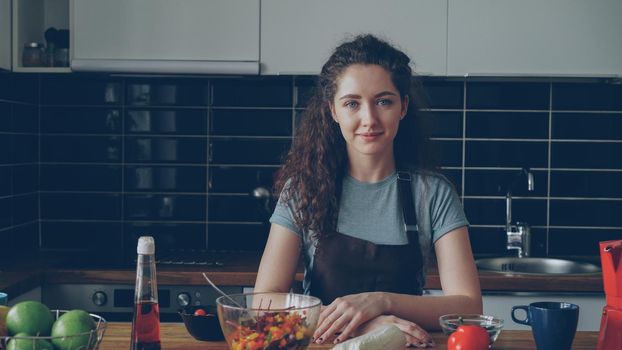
[
  {"x1": 51, "y1": 309, "x2": 97, "y2": 350},
  {"x1": 7, "y1": 332, "x2": 54, "y2": 350},
  {"x1": 6, "y1": 301, "x2": 54, "y2": 336}
]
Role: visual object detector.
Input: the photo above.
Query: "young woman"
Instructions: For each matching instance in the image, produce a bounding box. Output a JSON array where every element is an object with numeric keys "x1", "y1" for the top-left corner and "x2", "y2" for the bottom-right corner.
[{"x1": 254, "y1": 34, "x2": 482, "y2": 348}]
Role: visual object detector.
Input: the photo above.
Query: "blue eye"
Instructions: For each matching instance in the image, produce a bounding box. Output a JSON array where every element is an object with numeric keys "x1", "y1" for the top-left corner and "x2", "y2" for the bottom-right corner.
[
  {"x1": 377, "y1": 99, "x2": 392, "y2": 106},
  {"x1": 344, "y1": 101, "x2": 359, "y2": 109}
]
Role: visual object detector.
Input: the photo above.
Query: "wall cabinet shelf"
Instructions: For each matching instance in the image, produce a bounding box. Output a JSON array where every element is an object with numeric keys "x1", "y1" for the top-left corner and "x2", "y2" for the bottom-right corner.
[
  {"x1": 70, "y1": 0, "x2": 260, "y2": 74},
  {"x1": 12, "y1": 0, "x2": 70, "y2": 72},
  {"x1": 260, "y1": 0, "x2": 447, "y2": 76},
  {"x1": 447, "y1": 0, "x2": 622, "y2": 77}
]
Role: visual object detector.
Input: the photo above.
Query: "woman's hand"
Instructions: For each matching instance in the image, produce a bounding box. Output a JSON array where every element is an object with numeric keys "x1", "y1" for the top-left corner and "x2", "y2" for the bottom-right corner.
[
  {"x1": 354, "y1": 315, "x2": 435, "y2": 348},
  {"x1": 312, "y1": 292, "x2": 388, "y2": 344}
]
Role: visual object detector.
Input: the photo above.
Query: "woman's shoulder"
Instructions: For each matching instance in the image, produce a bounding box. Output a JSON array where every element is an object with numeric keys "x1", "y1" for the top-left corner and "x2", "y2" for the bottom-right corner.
[{"x1": 410, "y1": 169, "x2": 454, "y2": 187}]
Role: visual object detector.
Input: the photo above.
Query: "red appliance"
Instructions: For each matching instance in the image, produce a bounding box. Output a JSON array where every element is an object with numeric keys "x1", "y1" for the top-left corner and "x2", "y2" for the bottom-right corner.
[{"x1": 597, "y1": 239, "x2": 622, "y2": 350}]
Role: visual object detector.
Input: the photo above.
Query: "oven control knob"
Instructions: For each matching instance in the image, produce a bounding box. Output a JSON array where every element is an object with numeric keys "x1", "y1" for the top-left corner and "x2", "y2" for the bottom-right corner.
[
  {"x1": 177, "y1": 292, "x2": 191, "y2": 307},
  {"x1": 92, "y1": 291, "x2": 107, "y2": 307}
]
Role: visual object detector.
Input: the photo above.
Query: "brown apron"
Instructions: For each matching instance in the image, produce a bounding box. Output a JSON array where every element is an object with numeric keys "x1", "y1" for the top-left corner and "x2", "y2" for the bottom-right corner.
[{"x1": 309, "y1": 171, "x2": 424, "y2": 305}]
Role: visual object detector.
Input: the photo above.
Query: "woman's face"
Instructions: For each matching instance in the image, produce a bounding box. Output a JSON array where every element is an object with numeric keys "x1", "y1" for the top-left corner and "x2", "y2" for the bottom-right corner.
[{"x1": 329, "y1": 64, "x2": 408, "y2": 162}]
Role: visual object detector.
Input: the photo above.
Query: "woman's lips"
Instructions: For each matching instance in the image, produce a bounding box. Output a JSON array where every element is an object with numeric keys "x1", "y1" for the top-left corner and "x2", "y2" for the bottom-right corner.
[{"x1": 357, "y1": 131, "x2": 383, "y2": 141}]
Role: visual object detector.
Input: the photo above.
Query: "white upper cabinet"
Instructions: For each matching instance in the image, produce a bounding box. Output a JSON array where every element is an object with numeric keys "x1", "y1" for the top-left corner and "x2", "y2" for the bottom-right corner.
[
  {"x1": 0, "y1": 0, "x2": 10, "y2": 70},
  {"x1": 71, "y1": 0, "x2": 260, "y2": 74},
  {"x1": 261, "y1": 0, "x2": 447, "y2": 75},
  {"x1": 448, "y1": 0, "x2": 622, "y2": 76}
]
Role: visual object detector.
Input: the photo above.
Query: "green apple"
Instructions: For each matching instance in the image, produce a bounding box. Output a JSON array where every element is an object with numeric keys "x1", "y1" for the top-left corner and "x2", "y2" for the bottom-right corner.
[
  {"x1": 7, "y1": 332, "x2": 54, "y2": 350},
  {"x1": 6, "y1": 301, "x2": 53, "y2": 336},
  {"x1": 51, "y1": 309, "x2": 97, "y2": 350}
]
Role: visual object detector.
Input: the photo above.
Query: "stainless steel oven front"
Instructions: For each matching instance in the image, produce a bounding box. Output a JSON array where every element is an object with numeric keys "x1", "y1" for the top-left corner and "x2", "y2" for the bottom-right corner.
[{"x1": 42, "y1": 284, "x2": 244, "y2": 322}]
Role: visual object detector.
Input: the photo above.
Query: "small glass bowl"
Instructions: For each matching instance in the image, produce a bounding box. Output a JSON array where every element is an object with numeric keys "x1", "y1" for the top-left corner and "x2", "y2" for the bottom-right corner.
[{"x1": 439, "y1": 314, "x2": 504, "y2": 346}]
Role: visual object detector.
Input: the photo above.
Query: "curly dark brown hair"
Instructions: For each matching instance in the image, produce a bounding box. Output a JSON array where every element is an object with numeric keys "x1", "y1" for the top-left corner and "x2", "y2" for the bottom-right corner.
[{"x1": 274, "y1": 34, "x2": 436, "y2": 241}]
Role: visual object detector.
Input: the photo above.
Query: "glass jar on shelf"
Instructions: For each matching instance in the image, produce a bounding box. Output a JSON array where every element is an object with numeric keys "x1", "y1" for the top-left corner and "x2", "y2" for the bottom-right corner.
[{"x1": 22, "y1": 42, "x2": 45, "y2": 67}]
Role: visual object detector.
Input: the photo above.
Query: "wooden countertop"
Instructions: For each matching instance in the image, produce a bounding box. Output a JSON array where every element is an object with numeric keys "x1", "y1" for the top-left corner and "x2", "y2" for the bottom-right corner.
[
  {"x1": 0, "y1": 253, "x2": 604, "y2": 300},
  {"x1": 100, "y1": 322, "x2": 599, "y2": 350}
]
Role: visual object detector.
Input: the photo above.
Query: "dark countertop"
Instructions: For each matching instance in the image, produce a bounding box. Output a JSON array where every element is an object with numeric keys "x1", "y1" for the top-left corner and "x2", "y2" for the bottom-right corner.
[
  {"x1": 0, "y1": 252, "x2": 604, "y2": 300},
  {"x1": 101, "y1": 323, "x2": 600, "y2": 350}
]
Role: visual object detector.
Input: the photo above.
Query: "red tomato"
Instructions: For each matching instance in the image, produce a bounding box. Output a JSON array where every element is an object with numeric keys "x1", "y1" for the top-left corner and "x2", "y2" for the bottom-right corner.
[
  {"x1": 193, "y1": 308, "x2": 207, "y2": 316},
  {"x1": 448, "y1": 325, "x2": 489, "y2": 350}
]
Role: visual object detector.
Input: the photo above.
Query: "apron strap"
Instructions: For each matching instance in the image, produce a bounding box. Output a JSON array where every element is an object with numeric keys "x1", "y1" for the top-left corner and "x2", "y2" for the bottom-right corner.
[
  {"x1": 397, "y1": 171, "x2": 418, "y2": 233},
  {"x1": 397, "y1": 170, "x2": 424, "y2": 285}
]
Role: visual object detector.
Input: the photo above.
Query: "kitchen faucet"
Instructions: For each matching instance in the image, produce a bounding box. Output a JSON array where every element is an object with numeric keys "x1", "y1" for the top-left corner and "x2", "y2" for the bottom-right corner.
[{"x1": 506, "y1": 168, "x2": 534, "y2": 258}]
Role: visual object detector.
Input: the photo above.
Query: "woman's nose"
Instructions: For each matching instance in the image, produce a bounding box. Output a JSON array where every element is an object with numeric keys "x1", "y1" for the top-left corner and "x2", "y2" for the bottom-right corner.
[{"x1": 360, "y1": 104, "x2": 378, "y2": 125}]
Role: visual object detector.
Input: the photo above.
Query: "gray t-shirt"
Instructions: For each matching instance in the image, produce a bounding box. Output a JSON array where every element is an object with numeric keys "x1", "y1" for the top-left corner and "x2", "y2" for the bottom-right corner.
[{"x1": 269, "y1": 171, "x2": 469, "y2": 294}]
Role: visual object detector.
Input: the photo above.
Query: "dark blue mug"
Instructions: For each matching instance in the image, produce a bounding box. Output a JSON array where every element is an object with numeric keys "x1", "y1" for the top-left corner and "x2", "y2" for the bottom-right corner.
[{"x1": 512, "y1": 301, "x2": 579, "y2": 350}]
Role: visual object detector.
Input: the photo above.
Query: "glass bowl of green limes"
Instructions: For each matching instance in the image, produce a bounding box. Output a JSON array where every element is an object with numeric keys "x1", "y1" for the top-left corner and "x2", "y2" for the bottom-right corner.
[{"x1": 0, "y1": 301, "x2": 107, "y2": 350}]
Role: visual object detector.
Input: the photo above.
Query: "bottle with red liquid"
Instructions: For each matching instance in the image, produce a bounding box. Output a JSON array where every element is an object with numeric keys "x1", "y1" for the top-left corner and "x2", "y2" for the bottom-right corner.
[{"x1": 131, "y1": 236, "x2": 161, "y2": 350}]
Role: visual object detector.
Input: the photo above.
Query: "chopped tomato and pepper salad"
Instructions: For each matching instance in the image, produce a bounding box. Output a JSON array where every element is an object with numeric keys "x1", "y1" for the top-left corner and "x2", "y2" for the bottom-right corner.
[{"x1": 226, "y1": 310, "x2": 312, "y2": 350}]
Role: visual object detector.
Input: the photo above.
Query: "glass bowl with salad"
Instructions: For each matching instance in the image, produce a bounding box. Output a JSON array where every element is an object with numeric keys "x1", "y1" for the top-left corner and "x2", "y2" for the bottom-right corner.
[{"x1": 216, "y1": 292, "x2": 321, "y2": 350}]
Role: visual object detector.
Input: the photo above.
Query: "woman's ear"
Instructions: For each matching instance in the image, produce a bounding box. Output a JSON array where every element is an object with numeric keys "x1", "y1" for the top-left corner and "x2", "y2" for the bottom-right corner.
[
  {"x1": 329, "y1": 102, "x2": 339, "y2": 123},
  {"x1": 401, "y1": 95, "x2": 409, "y2": 120}
]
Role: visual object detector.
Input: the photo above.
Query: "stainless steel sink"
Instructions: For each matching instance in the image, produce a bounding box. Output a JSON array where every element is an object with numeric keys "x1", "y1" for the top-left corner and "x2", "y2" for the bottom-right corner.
[{"x1": 475, "y1": 257, "x2": 601, "y2": 275}]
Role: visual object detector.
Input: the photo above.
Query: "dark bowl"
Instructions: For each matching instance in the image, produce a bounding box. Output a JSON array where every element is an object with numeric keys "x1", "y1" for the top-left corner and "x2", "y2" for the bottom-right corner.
[{"x1": 178, "y1": 305, "x2": 224, "y2": 341}]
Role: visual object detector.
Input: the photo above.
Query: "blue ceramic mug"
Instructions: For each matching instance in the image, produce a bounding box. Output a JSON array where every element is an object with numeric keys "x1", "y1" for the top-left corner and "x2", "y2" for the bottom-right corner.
[
  {"x1": 0, "y1": 292, "x2": 7, "y2": 305},
  {"x1": 512, "y1": 301, "x2": 579, "y2": 350}
]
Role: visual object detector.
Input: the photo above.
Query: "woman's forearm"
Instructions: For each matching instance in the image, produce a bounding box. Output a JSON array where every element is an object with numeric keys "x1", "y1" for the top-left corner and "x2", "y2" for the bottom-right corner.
[{"x1": 384, "y1": 292, "x2": 483, "y2": 330}]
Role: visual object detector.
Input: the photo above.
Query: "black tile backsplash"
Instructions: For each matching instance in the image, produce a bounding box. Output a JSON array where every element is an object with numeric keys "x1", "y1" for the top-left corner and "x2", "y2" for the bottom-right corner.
[
  {"x1": 41, "y1": 221, "x2": 124, "y2": 250},
  {"x1": 0, "y1": 197, "x2": 11, "y2": 228},
  {"x1": 549, "y1": 228, "x2": 621, "y2": 256},
  {"x1": 124, "y1": 194, "x2": 206, "y2": 221},
  {"x1": 465, "y1": 140, "x2": 548, "y2": 168},
  {"x1": 125, "y1": 137, "x2": 207, "y2": 163},
  {"x1": 551, "y1": 142, "x2": 622, "y2": 169},
  {"x1": 212, "y1": 78, "x2": 293, "y2": 107},
  {"x1": 0, "y1": 72, "x2": 38, "y2": 262},
  {"x1": 210, "y1": 138, "x2": 290, "y2": 165},
  {"x1": 552, "y1": 82, "x2": 622, "y2": 111},
  {"x1": 11, "y1": 104, "x2": 38, "y2": 133},
  {"x1": 13, "y1": 165, "x2": 38, "y2": 193},
  {"x1": 40, "y1": 193, "x2": 122, "y2": 220},
  {"x1": 126, "y1": 109, "x2": 207, "y2": 135},
  {"x1": 207, "y1": 223, "x2": 270, "y2": 251},
  {"x1": 41, "y1": 135, "x2": 121, "y2": 162},
  {"x1": 464, "y1": 169, "x2": 548, "y2": 197},
  {"x1": 550, "y1": 199, "x2": 622, "y2": 227},
  {"x1": 550, "y1": 171, "x2": 622, "y2": 198},
  {"x1": 209, "y1": 166, "x2": 276, "y2": 194},
  {"x1": 466, "y1": 112, "x2": 549, "y2": 139},
  {"x1": 464, "y1": 198, "x2": 547, "y2": 226},
  {"x1": 467, "y1": 82, "x2": 550, "y2": 110},
  {"x1": 421, "y1": 80, "x2": 464, "y2": 109},
  {"x1": 41, "y1": 107, "x2": 122, "y2": 134},
  {"x1": 2, "y1": 72, "x2": 621, "y2": 261},
  {"x1": 126, "y1": 80, "x2": 209, "y2": 106},
  {"x1": 294, "y1": 77, "x2": 316, "y2": 108},
  {"x1": 124, "y1": 166, "x2": 206, "y2": 192},
  {"x1": 41, "y1": 76, "x2": 122, "y2": 105},
  {"x1": 430, "y1": 140, "x2": 462, "y2": 167},
  {"x1": 40, "y1": 165, "x2": 121, "y2": 191},
  {"x1": 211, "y1": 109, "x2": 292, "y2": 136},
  {"x1": 0, "y1": 74, "x2": 38, "y2": 104},
  {"x1": 0, "y1": 167, "x2": 11, "y2": 196},
  {"x1": 552, "y1": 112, "x2": 622, "y2": 140},
  {"x1": 421, "y1": 111, "x2": 463, "y2": 138}
]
